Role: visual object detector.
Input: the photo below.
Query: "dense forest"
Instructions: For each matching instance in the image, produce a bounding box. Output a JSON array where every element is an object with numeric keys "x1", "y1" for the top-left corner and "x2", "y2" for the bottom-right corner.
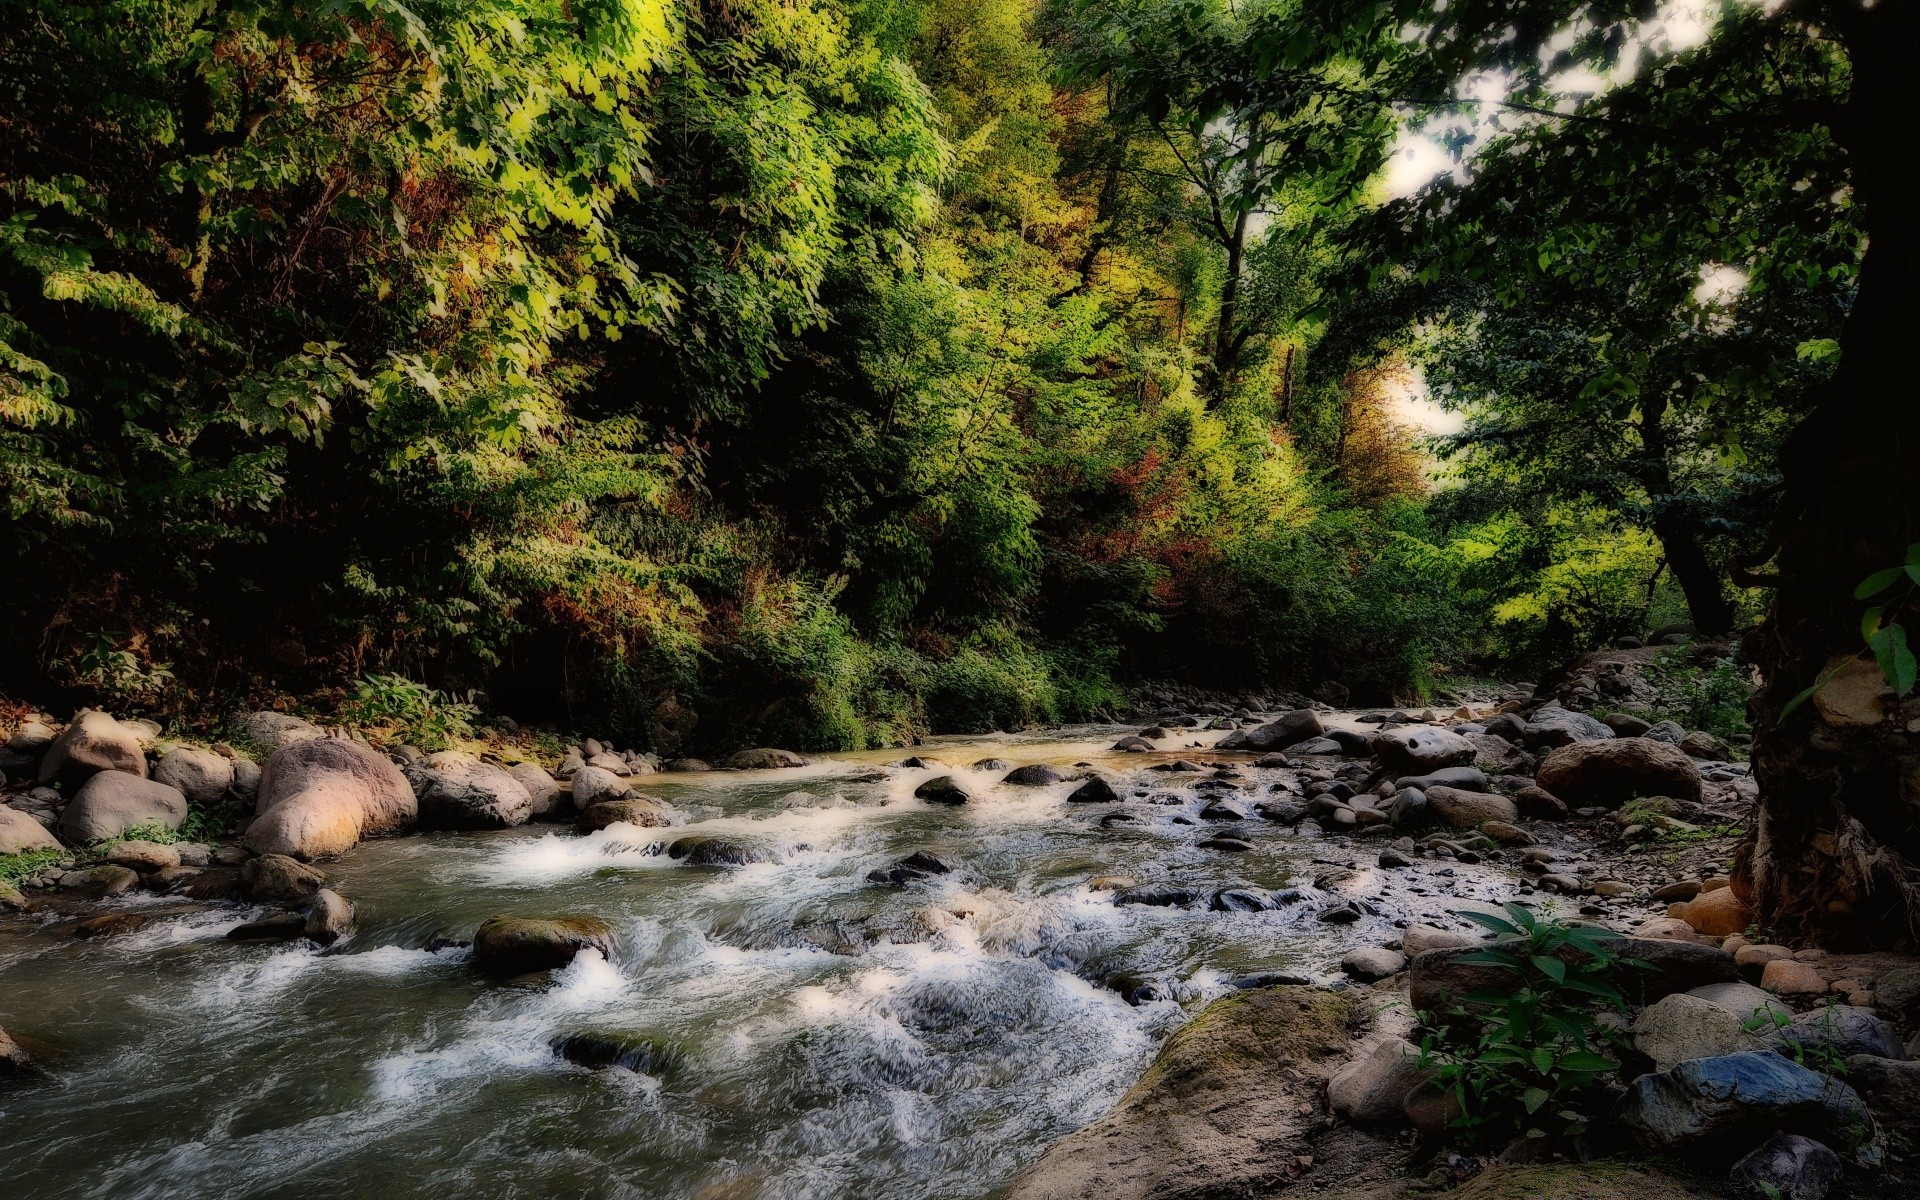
[{"x1": 2, "y1": 0, "x2": 1913, "y2": 940}]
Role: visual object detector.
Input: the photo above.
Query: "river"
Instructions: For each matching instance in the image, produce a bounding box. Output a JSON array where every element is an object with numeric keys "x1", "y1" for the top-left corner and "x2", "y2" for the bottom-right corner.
[{"x1": 0, "y1": 723, "x2": 1515, "y2": 1199}]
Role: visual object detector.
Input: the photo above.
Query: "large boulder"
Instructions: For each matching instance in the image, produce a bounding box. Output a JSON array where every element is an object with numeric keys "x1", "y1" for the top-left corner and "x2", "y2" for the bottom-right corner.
[
  {"x1": 1536, "y1": 737, "x2": 1702, "y2": 806},
  {"x1": 720, "y1": 748, "x2": 809, "y2": 770},
  {"x1": 571, "y1": 764, "x2": 633, "y2": 810},
  {"x1": 1393, "y1": 767, "x2": 1490, "y2": 793},
  {"x1": 577, "y1": 796, "x2": 672, "y2": 831},
  {"x1": 508, "y1": 763, "x2": 564, "y2": 819},
  {"x1": 59, "y1": 772, "x2": 188, "y2": 842},
  {"x1": 0, "y1": 805, "x2": 61, "y2": 855},
  {"x1": 915, "y1": 776, "x2": 971, "y2": 806},
  {"x1": 1846, "y1": 1055, "x2": 1920, "y2": 1159},
  {"x1": 153, "y1": 747, "x2": 235, "y2": 805},
  {"x1": 240, "y1": 853, "x2": 328, "y2": 904},
  {"x1": 1522, "y1": 706, "x2": 1616, "y2": 748},
  {"x1": 1214, "y1": 709, "x2": 1323, "y2": 752},
  {"x1": 1619, "y1": 1052, "x2": 1878, "y2": 1165},
  {"x1": 472, "y1": 915, "x2": 616, "y2": 976},
  {"x1": 1411, "y1": 936, "x2": 1736, "y2": 1012},
  {"x1": 1002, "y1": 986, "x2": 1352, "y2": 1200},
  {"x1": 411, "y1": 752, "x2": 533, "y2": 829},
  {"x1": 1425, "y1": 785, "x2": 1517, "y2": 829},
  {"x1": 1003, "y1": 764, "x2": 1070, "y2": 786},
  {"x1": 1766, "y1": 1006, "x2": 1905, "y2": 1062},
  {"x1": 1676, "y1": 887, "x2": 1754, "y2": 937},
  {"x1": 1067, "y1": 776, "x2": 1120, "y2": 804},
  {"x1": 245, "y1": 737, "x2": 416, "y2": 860},
  {"x1": 1730, "y1": 1135, "x2": 1844, "y2": 1200},
  {"x1": 1328, "y1": 1037, "x2": 1432, "y2": 1125},
  {"x1": 37, "y1": 711, "x2": 147, "y2": 786},
  {"x1": 1632, "y1": 993, "x2": 1764, "y2": 1072},
  {"x1": 1373, "y1": 727, "x2": 1475, "y2": 774},
  {"x1": 240, "y1": 711, "x2": 324, "y2": 752}
]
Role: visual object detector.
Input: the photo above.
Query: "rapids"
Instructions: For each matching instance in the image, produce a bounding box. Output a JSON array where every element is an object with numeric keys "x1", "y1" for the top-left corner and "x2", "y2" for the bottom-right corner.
[{"x1": 0, "y1": 724, "x2": 1516, "y2": 1199}]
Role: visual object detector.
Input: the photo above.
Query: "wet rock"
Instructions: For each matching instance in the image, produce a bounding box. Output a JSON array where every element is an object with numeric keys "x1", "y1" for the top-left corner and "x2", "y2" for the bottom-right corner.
[
  {"x1": 1402, "y1": 925, "x2": 1474, "y2": 955},
  {"x1": 37, "y1": 711, "x2": 148, "y2": 787},
  {"x1": 472, "y1": 915, "x2": 616, "y2": 976},
  {"x1": 1342, "y1": 947, "x2": 1407, "y2": 982},
  {"x1": 1329, "y1": 1037, "x2": 1431, "y2": 1125},
  {"x1": 0, "y1": 806, "x2": 61, "y2": 855},
  {"x1": 1317, "y1": 901, "x2": 1362, "y2": 925},
  {"x1": 240, "y1": 711, "x2": 324, "y2": 752},
  {"x1": 1197, "y1": 835, "x2": 1254, "y2": 852},
  {"x1": 1003, "y1": 764, "x2": 1069, "y2": 786},
  {"x1": 1323, "y1": 728, "x2": 1373, "y2": 755},
  {"x1": 177, "y1": 867, "x2": 244, "y2": 901},
  {"x1": 507, "y1": 764, "x2": 563, "y2": 819},
  {"x1": 719, "y1": 748, "x2": 809, "y2": 770},
  {"x1": 1846, "y1": 1055, "x2": 1920, "y2": 1159},
  {"x1": 1067, "y1": 777, "x2": 1119, "y2": 804},
  {"x1": 970, "y1": 757, "x2": 1012, "y2": 771},
  {"x1": 1535, "y1": 737, "x2": 1703, "y2": 805},
  {"x1": 227, "y1": 912, "x2": 308, "y2": 940},
  {"x1": 1113, "y1": 885, "x2": 1205, "y2": 908},
  {"x1": 1619, "y1": 1051, "x2": 1878, "y2": 1164},
  {"x1": 72, "y1": 912, "x2": 155, "y2": 938},
  {"x1": 1198, "y1": 798, "x2": 1248, "y2": 821},
  {"x1": 1228, "y1": 970, "x2": 1311, "y2": 989},
  {"x1": 1002, "y1": 986, "x2": 1352, "y2": 1200},
  {"x1": 60, "y1": 773, "x2": 188, "y2": 842},
  {"x1": 1730, "y1": 1134, "x2": 1843, "y2": 1200},
  {"x1": 1680, "y1": 731, "x2": 1733, "y2": 761},
  {"x1": 0, "y1": 1025, "x2": 37, "y2": 1077},
  {"x1": 1111, "y1": 736, "x2": 1155, "y2": 752},
  {"x1": 577, "y1": 796, "x2": 672, "y2": 831},
  {"x1": 241, "y1": 853, "x2": 327, "y2": 904},
  {"x1": 1766, "y1": 1006, "x2": 1905, "y2": 1062},
  {"x1": 1479, "y1": 820, "x2": 1534, "y2": 846},
  {"x1": 1087, "y1": 875, "x2": 1136, "y2": 891},
  {"x1": 145, "y1": 864, "x2": 201, "y2": 892},
  {"x1": 1646, "y1": 720, "x2": 1687, "y2": 744},
  {"x1": 1393, "y1": 766, "x2": 1490, "y2": 793},
  {"x1": 247, "y1": 737, "x2": 416, "y2": 861},
  {"x1": 1373, "y1": 727, "x2": 1475, "y2": 774},
  {"x1": 106, "y1": 840, "x2": 179, "y2": 872},
  {"x1": 1513, "y1": 786, "x2": 1569, "y2": 821},
  {"x1": 1632, "y1": 993, "x2": 1764, "y2": 1072},
  {"x1": 0, "y1": 880, "x2": 29, "y2": 911},
  {"x1": 914, "y1": 775, "x2": 971, "y2": 806},
  {"x1": 1213, "y1": 708, "x2": 1323, "y2": 752},
  {"x1": 152, "y1": 747, "x2": 235, "y2": 805},
  {"x1": 1425, "y1": 785, "x2": 1517, "y2": 829},
  {"x1": 1522, "y1": 706, "x2": 1616, "y2": 748},
  {"x1": 571, "y1": 764, "x2": 633, "y2": 811},
  {"x1": 303, "y1": 888, "x2": 355, "y2": 944},
  {"x1": 868, "y1": 850, "x2": 960, "y2": 885},
  {"x1": 553, "y1": 1032, "x2": 680, "y2": 1075},
  {"x1": 410, "y1": 751, "x2": 534, "y2": 829},
  {"x1": 1210, "y1": 887, "x2": 1290, "y2": 911},
  {"x1": 666, "y1": 836, "x2": 765, "y2": 866}
]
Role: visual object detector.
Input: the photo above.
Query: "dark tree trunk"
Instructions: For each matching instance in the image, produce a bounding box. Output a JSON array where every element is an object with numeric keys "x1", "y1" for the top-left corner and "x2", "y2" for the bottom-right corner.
[
  {"x1": 1639, "y1": 391, "x2": 1735, "y2": 634},
  {"x1": 1211, "y1": 209, "x2": 1249, "y2": 397},
  {"x1": 1735, "y1": 0, "x2": 1920, "y2": 947}
]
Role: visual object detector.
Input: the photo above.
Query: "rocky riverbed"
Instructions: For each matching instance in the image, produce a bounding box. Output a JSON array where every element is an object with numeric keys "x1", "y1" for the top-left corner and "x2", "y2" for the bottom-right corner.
[{"x1": 2, "y1": 680, "x2": 1917, "y2": 1200}]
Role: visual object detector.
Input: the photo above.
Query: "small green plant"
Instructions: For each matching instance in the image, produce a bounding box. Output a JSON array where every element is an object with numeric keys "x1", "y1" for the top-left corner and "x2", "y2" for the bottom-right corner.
[
  {"x1": 1646, "y1": 653, "x2": 1753, "y2": 742},
  {"x1": 1414, "y1": 903, "x2": 1645, "y2": 1148},
  {"x1": 73, "y1": 630, "x2": 175, "y2": 705},
  {"x1": 1746, "y1": 998, "x2": 1849, "y2": 1077},
  {"x1": 0, "y1": 846, "x2": 72, "y2": 884},
  {"x1": 339, "y1": 673, "x2": 477, "y2": 751}
]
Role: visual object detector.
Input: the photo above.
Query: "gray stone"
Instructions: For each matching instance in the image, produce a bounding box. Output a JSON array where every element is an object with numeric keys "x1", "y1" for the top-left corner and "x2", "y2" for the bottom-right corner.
[
  {"x1": 1067, "y1": 776, "x2": 1119, "y2": 804},
  {"x1": 1536, "y1": 736, "x2": 1703, "y2": 805},
  {"x1": 58, "y1": 864, "x2": 140, "y2": 897},
  {"x1": 1632, "y1": 992, "x2": 1764, "y2": 1072},
  {"x1": 1328, "y1": 1036, "x2": 1431, "y2": 1125},
  {"x1": 1619, "y1": 1051, "x2": 1879, "y2": 1165},
  {"x1": 1214, "y1": 709, "x2": 1324, "y2": 752},
  {"x1": 411, "y1": 751, "x2": 534, "y2": 829},
  {"x1": 472, "y1": 915, "x2": 616, "y2": 976},
  {"x1": 1846, "y1": 1054, "x2": 1920, "y2": 1159},
  {"x1": 507, "y1": 763, "x2": 563, "y2": 819},
  {"x1": 577, "y1": 796, "x2": 671, "y2": 831},
  {"x1": 240, "y1": 711, "x2": 324, "y2": 752},
  {"x1": 106, "y1": 840, "x2": 180, "y2": 872},
  {"x1": 1003, "y1": 764, "x2": 1069, "y2": 786},
  {"x1": 240, "y1": 853, "x2": 327, "y2": 904},
  {"x1": 230, "y1": 758, "x2": 261, "y2": 801},
  {"x1": 719, "y1": 748, "x2": 809, "y2": 769},
  {"x1": 303, "y1": 888, "x2": 356, "y2": 944},
  {"x1": 1341, "y1": 947, "x2": 1408, "y2": 982},
  {"x1": 1730, "y1": 1134, "x2": 1843, "y2": 1200},
  {"x1": 0, "y1": 806, "x2": 61, "y2": 855},
  {"x1": 1767, "y1": 1005, "x2": 1906, "y2": 1062},
  {"x1": 571, "y1": 764, "x2": 633, "y2": 810},
  {"x1": 1646, "y1": 720, "x2": 1686, "y2": 743},
  {"x1": 914, "y1": 775, "x2": 971, "y2": 805},
  {"x1": 37, "y1": 710, "x2": 148, "y2": 786},
  {"x1": 1522, "y1": 706, "x2": 1616, "y2": 748},
  {"x1": 1373, "y1": 727, "x2": 1476, "y2": 773},
  {"x1": 1424, "y1": 785, "x2": 1517, "y2": 829},
  {"x1": 60, "y1": 772, "x2": 188, "y2": 842},
  {"x1": 1392, "y1": 767, "x2": 1489, "y2": 793},
  {"x1": 152, "y1": 747, "x2": 234, "y2": 805},
  {"x1": 247, "y1": 737, "x2": 416, "y2": 860}
]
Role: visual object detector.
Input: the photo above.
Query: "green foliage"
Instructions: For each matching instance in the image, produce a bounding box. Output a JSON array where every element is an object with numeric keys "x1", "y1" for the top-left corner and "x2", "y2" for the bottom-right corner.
[
  {"x1": 0, "y1": 846, "x2": 71, "y2": 884},
  {"x1": 1415, "y1": 904, "x2": 1642, "y2": 1148},
  {"x1": 1781, "y1": 542, "x2": 1920, "y2": 719},
  {"x1": 1645, "y1": 652, "x2": 1754, "y2": 741},
  {"x1": 340, "y1": 674, "x2": 477, "y2": 751}
]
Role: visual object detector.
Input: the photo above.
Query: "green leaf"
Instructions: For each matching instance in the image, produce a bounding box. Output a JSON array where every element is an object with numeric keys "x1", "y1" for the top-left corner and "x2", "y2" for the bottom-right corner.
[
  {"x1": 1779, "y1": 684, "x2": 1818, "y2": 719},
  {"x1": 1557, "y1": 1051, "x2": 1619, "y2": 1072},
  {"x1": 1530, "y1": 1047, "x2": 1555, "y2": 1075},
  {"x1": 1855, "y1": 568, "x2": 1904, "y2": 599},
  {"x1": 1530, "y1": 954, "x2": 1567, "y2": 984},
  {"x1": 1863, "y1": 606, "x2": 1886, "y2": 640},
  {"x1": 1457, "y1": 910, "x2": 1519, "y2": 936},
  {"x1": 1522, "y1": 1086, "x2": 1550, "y2": 1114}
]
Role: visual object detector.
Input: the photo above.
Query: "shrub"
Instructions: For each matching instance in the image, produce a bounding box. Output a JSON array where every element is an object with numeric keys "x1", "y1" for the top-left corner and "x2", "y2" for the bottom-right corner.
[{"x1": 339, "y1": 674, "x2": 478, "y2": 751}]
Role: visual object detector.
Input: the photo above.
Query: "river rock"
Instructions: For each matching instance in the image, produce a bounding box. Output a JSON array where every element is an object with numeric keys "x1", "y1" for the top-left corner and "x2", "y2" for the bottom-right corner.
[
  {"x1": 1067, "y1": 776, "x2": 1119, "y2": 804},
  {"x1": 73, "y1": 912, "x2": 155, "y2": 938},
  {"x1": 720, "y1": 748, "x2": 808, "y2": 770},
  {"x1": 1762, "y1": 959, "x2": 1829, "y2": 996},
  {"x1": 472, "y1": 915, "x2": 616, "y2": 976},
  {"x1": 867, "y1": 850, "x2": 959, "y2": 885},
  {"x1": 246, "y1": 737, "x2": 416, "y2": 860},
  {"x1": 1001, "y1": 986, "x2": 1351, "y2": 1200},
  {"x1": 60, "y1": 772, "x2": 188, "y2": 842},
  {"x1": 106, "y1": 839, "x2": 179, "y2": 872},
  {"x1": 1767, "y1": 1006, "x2": 1905, "y2": 1062},
  {"x1": 1522, "y1": 706, "x2": 1616, "y2": 748},
  {"x1": 228, "y1": 912, "x2": 307, "y2": 940},
  {"x1": 584, "y1": 752, "x2": 633, "y2": 776},
  {"x1": 1393, "y1": 766, "x2": 1489, "y2": 793},
  {"x1": 1730, "y1": 1134, "x2": 1843, "y2": 1200},
  {"x1": 58, "y1": 864, "x2": 140, "y2": 897},
  {"x1": 1402, "y1": 925, "x2": 1474, "y2": 955},
  {"x1": 914, "y1": 776, "x2": 971, "y2": 805},
  {"x1": 1677, "y1": 887, "x2": 1753, "y2": 937},
  {"x1": 1289, "y1": 737, "x2": 1344, "y2": 755},
  {"x1": 1342, "y1": 947, "x2": 1408, "y2": 982},
  {"x1": 1633, "y1": 993, "x2": 1764, "y2": 1072},
  {"x1": 1411, "y1": 936, "x2": 1736, "y2": 1011},
  {"x1": 0, "y1": 806, "x2": 61, "y2": 855},
  {"x1": 1388, "y1": 787, "x2": 1430, "y2": 829},
  {"x1": 411, "y1": 751, "x2": 534, "y2": 829},
  {"x1": 1846, "y1": 1055, "x2": 1920, "y2": 1159},
  {"x1": 1214, "y1": 709, "x2": 1323, "y2": 752},
  {"x1": 6, "y1": 718, "x2": 56, "y2": 754},
  {"x1": 1512, "y1": 785, "x2": 1568, "y2": 820},
  {"x1": 553, "y1": 1032, "x2": 680, "y2": 1076},
  {"x1": 663, "y1": 758, "x2": 712, "y2": 772},
  {"x1": 1688, "y1": 981, "x2": 1791, "y2": 1025},
  {"x1": 1373, "y1": 727, "x2": 1475, "y2": 774},
  {"x1": 1329, "y1": 1036, "x2": 1432, "y2": 1126},
  {"x1": 571, "y1": 764, "x2": 633, "y2": 811},
  {"x1": 1111, "y1": 736, "x2": 1154, "y2": 752},
  {"x1": 37, "y1": 710, "x2": 149, "y2": 787},
  {"x1": 302, "y1": 888, "x2": 355, "y2": 944},
  {"x1": 1535, "y1": 737, "x2": 1702, "y2": 805},
  {"x1": 577, "y1": 796, "x2": 671, "y2": 831},
  {"x1": 508, "y1": 763, "x2": 563, "y2": 819},
  {"x1": 1113, "y1": 885, "x2": 1205, "y2": 908},
  {"x1": 241, "y1": 853, "x2": 327, "y2": 904},
  {"x1": 666, "y1": 836, "x2": 764, "y2": 866},
  {"x1": 241, "y1": 711, "x2": 325, "y2": 752},
  {"x1": 1002, "y1": 764, "x2": 1069, "y2": 786},
  {"x1": 230, "y1": 757, "x2": 261, "y2": 802},
  {"x1": 1425, "y1": 785, "x2": 1516, "y2": 829},
  {"x1": 1619, "y1": 1051, "x2": 1878, "y2": 1163},
  {"x1": 152, "y1": 747, "x2": 234, "y2": 805},
  {"x1": 1680, "y1": 730, "x2": 1733, "y2": 760}
]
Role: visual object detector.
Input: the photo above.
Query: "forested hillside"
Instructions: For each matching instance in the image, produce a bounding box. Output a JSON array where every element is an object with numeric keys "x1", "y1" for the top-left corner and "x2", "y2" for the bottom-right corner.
[{"x1": 0, "y1": 0, "x2": 1891, "y2": 816}]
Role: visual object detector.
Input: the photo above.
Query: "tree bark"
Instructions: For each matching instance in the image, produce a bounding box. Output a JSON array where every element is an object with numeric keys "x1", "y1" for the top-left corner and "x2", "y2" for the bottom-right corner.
[
  {"x1": 1639, "y1": 390, "x2": 1735, "y2": 634},
  {"x1": 1735, "y1": 0, "x2": 1920, "y2": 947}
]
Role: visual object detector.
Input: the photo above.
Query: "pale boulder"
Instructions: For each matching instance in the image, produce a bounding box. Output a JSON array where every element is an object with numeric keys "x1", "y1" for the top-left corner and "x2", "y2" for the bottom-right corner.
[
  {"x1": 37, "y1": 711, "x2": 147, "y2": 786},
  {"x1": 153, "y1": 746, "x2": 235, "y2": 805},
  {"x1": 1677, "y1": 887, "x2": 1754, "y2": 938},
  {"x1": 1631, "y1": 993, "x2": 1763, "y2": 1072},
  {"x1": 0, "y1": 806, "x2": 61, "y2": 855},
  {"x1": 246, "y1": 737, "x2": 416, "y2": 860},
  {"x1": 59, "y1": 772, "x2": 187, "y2": 842}
]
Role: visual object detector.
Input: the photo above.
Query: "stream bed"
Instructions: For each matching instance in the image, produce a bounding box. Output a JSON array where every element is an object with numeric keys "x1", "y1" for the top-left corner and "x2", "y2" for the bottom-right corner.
[{"x1": 0, "y1": 723, "x2": 1517, "y2": 1200}]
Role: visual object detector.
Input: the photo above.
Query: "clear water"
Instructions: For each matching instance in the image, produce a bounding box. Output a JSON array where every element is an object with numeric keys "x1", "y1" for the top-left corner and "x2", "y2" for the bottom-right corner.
[{"x1": 0, "y1": 724, "x2": 1513, "y2": 1200}]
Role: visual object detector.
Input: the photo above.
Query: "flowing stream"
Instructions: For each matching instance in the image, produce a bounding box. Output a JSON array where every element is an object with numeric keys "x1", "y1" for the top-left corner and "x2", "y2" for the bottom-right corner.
[{"x1": 0, "y1": 723, "x2": 1516, "y2": 1200}]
